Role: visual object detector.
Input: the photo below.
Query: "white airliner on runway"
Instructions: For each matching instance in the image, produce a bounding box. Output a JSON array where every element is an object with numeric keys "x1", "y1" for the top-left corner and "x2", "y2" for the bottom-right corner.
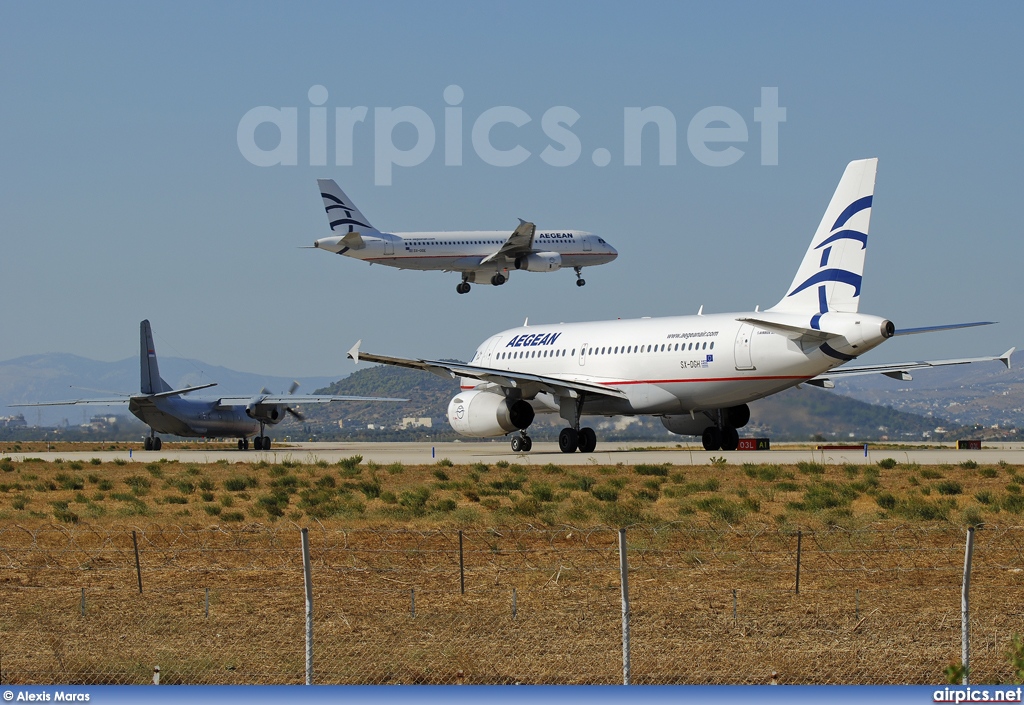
[
  {"x1": 348, "y1": 159, "x2": 1015, "y2": 453},
  {"x1": 311, "y1": 179, "x2": 618, "y2": 294}
]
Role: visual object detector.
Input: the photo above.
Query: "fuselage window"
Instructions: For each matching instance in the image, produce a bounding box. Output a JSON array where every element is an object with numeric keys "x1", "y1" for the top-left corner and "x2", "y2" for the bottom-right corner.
[
  {"x1": 710, "y1": 342, "x2": 714, "y2": 350},
  {"x1": 571, "y1": 349, "x2": 576, "y2": 356},
  {"x1": 647, "y1": 345, "x2": 652, "y2": 352},
  {"x1": 702, "y1": 342, "x2": 707, "y2": 350}
]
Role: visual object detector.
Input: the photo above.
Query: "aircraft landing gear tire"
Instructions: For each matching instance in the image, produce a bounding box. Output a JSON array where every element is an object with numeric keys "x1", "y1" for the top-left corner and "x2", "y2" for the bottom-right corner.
[
  {"x1": 510, "y1": 433, "x2": 533, "y2": 452},
  {"x1": 558, "y1": 427, "x2": 579, "y2": 454},
  {"x1": 491, "y1": 273, "x2": 506, "y2": 286},
  {"x1": 152, "y1": 437, "x2": 162, "y2": 451},
  {"x1": 702, "y1": 427, "x2": 721, "y2": 451},
  {"x1": 238, "y1": 439, "x2": 245, "y2": 451},
  {"x1": 254, "y1": 436, "x2": 263, "y2": 451},
  {"x1": 457, "y1": 282, "x2": 471, "y2": 294},
  {"x1": 144, "y1": 437, "x2": 152, "y2": 451},
  {"x1": 577, "y1": 427, "x2": 597, "y2": 453},
  {"x1": 720, "y1": 426, "x2": 740, "y2": 451},
  {"x1": 262, "y1": 436, "x2": 271, "y2": 451},
  {"x1": 576, "y1": 279, "x2": 586, "y2": 287}
]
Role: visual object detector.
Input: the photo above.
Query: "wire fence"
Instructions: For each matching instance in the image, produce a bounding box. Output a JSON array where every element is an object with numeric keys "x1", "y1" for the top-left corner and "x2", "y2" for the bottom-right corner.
[{"x1": 3, "y1": 523, "x2": 1024, "y2": 684}]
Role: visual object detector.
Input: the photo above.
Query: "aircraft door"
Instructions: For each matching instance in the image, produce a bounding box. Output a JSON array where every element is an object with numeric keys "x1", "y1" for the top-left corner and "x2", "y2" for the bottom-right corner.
[
  {"x1": 582, "y1": 234, "x2": 592, "y2": 252},
  {"x1": 384, "y1": 236, "x2": 394, "y2": 256},
  {"x1": 482, "y1": 337, "x2": 502, "y2": 366},
  {"x1": 734, "y1": 324, "x2": 755, "y2": 370},
  {"x1": 578, "y1": 342, "x2": 588, "y2": 367}
]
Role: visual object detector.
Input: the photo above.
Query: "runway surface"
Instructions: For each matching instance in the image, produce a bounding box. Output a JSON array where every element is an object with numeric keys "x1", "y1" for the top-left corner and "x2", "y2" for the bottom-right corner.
[{"x1": 5, "y1": 441, "x2": 1024, "y2": 465}]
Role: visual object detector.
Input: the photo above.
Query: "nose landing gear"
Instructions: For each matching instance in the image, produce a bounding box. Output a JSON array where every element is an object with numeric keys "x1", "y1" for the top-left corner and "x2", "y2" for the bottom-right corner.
[
  {"x1": 574, "y1": 266, "x2": 586, "y2": 287},
  {"x1": 510, "y1": 431, "x2": 533, "y2": 453}
]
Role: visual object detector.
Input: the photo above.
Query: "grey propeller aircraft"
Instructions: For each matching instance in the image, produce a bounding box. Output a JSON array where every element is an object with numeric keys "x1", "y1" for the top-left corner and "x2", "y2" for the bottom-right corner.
[{"x1": 14, "y1": 320, "x2": 404, "y2": 450}]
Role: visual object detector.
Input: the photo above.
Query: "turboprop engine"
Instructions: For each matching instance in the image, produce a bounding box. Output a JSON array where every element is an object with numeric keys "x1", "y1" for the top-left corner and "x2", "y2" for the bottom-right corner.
[
  {"x1": 246, "y1": 402, "x2": 287, "y2": 424},
  {"x1": 447, "y1": 390, "x2": 535, "y2": 437},
  {"x1": 514, "y1": 252, "x2": 561, "y2": 272},
  {"x1": 661, "y1": 404, "x2": 750, "y2": 436}
]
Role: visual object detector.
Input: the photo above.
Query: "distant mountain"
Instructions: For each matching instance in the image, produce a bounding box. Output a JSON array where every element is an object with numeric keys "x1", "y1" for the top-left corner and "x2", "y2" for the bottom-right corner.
[{"x1": 0, "y1": 353, "x2": 338, "y2": 427}]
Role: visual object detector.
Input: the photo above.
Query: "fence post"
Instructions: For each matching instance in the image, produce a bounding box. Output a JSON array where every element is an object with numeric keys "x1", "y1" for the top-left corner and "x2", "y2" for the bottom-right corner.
[
  {"x1": 795, "y1": 530, "x2": 802, "y2": 594},
  {"x1": 962, "y1": 526, "x2": 976, "y2": 685},
  {"x1": 459, "y1": 530, "x2": 465, "y2": 595},
  {"x1": 131, "y1": 530, "x2": 143, "y2": 594},
  {"x1": 301, "y1": 527, "x2": 313, "y2": 685},
  {"x1": 618, "y1": 528, "x2": 631, "y2": 685}
]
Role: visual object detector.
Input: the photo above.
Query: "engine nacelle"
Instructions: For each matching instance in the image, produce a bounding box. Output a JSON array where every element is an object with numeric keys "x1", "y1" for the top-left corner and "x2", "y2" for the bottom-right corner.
[
  {"x1": 447, "y1": 390, "x2": 535, "y2": 438},
  {"x1": 661, "y1": 404, "x2": 750, "y2": 436},
  {"x1": 514, "y1": 252, "x2": 561, "y2": 272},
  {"x1": 246, "y1": 403, "x2": 286, "y2": 424}
]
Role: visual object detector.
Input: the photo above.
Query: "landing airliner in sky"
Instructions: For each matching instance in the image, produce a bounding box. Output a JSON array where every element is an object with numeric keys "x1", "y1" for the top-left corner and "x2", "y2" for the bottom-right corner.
[
  {"x1": 311, "y1": 179, "x2": 618, "y2": 294},
  {"x1": 348, "y1": 159, "x2": 1014, "y2": 453},
  {"x1": 15, "y1": 320, "x2": 403, "y2": 451}
]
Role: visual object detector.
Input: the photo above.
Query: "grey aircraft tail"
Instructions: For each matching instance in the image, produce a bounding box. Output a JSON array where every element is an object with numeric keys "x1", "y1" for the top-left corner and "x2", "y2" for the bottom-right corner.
[{"x1": 140, "y1": 320, "x2": 173, "y2": 395}]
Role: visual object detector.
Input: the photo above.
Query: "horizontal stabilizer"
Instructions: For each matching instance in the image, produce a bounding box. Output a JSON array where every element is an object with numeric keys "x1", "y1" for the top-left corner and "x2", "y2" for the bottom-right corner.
[
  {"x1": 736, "y1": 315, "x2": 836, "y2": 343},
  {"x1": 149, "y1": 382, "x2": 218, "y2": 399},
  {"x1": 812, "y1": 347, "x2": 1014, "y2": 384},
  {"x1": 894, "y1": 321, "x2": 995, "y2": 336}
]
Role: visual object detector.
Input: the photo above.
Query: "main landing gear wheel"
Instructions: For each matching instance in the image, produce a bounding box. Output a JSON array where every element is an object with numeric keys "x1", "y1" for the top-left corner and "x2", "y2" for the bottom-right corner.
[
  {"x1": 702, "y1": 427, "x2": 720, "y2": 451},
  {"x1": 152, "y1": 437, "x2": 162, "y2": 451},
  {"x1": 254, "y1": 436, "x2": 271, "y2": 450},
  {"x1": 558, "y1": 427, "x2": 579, "y2": 453},
  {"x1": 144, "y1": 437, "x2": 152, "y2": 451},
  {"x1": 456, "y1": 282, "x2": 471, "y2": 294},
  {"x1": 238, "y1": 438, "x2": 251, "y2": 451},
  {"x1": 490, "y1": 273, "x2": 506, "y2": 286},
  {"x1": 720, "y1": 427, "x2": 740, "y2": 452},
  {"x1": 577, "y1": 427, "x2": 597, "y2": 453}
]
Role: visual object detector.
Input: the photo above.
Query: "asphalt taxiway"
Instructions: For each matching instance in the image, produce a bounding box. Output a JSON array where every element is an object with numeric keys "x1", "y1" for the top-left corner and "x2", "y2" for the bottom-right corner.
[{"x1": 4, "y1": 441, "x2": 1024, "y2": 466}]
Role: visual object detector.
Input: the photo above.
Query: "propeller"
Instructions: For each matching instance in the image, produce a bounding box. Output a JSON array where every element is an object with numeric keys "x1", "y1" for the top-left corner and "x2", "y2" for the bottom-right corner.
[{"x1": 285, "y1": 381, "x2": 304, "y2": 421}]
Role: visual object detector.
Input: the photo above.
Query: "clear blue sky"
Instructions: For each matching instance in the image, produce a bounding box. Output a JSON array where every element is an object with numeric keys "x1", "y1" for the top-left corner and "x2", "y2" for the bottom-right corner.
[{"x1": 2, "y1": 2, "x2": 1021, "y2": 379}]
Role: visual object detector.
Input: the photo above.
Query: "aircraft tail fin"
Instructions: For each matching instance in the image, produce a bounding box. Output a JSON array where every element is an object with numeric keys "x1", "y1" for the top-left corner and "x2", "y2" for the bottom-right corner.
[
  {"x1": 140, "y1": 320, "x2": 172, "y2": 395},
  {"x1": 769, "y1": 158, "x2": 878, "y2": 315},
  {"x1": 316, "y1": 179, "x2": 380, "y2": 235}
]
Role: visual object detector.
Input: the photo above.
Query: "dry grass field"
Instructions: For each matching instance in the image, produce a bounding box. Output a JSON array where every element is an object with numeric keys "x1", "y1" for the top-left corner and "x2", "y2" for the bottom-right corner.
[{"x1": 3, "y1": 451, "x2": 1024, "y2": 685}]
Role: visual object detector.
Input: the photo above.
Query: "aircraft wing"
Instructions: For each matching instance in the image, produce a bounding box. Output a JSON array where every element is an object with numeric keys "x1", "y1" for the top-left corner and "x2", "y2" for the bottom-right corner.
[
  {"x1": 809, "y1": 347, "x2": 1014, "y2": 386},
  {"x1": 347, "y1": 340, "x2": 627, "y2": 400},
  {"x1": 11, "y1": 382, "x2": 219, "y2": 407},
  {"x1": 479, "y1": 219, "x2": 536, "y2": 265},
  {"x1": 214, "y1": 394, "x2": 407, "y2": 404},
  {"x1": 11, "y1": 397, "x2": 131, "y2": 407}
]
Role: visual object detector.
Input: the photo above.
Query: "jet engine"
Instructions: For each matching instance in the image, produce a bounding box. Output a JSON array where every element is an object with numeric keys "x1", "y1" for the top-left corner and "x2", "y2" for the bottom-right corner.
[
  {"x1": 447, "y1": 390, "x2": 535, "y2": 437},
  {"x1": 514, "y1": 252, "x2": 561, "y2": 272},
  {"x1": 246, "y1": 402, "x2": 287, "y2": 424},
  {"x1": 661, "y1": 404, "x2": 750, "y2": 436}
]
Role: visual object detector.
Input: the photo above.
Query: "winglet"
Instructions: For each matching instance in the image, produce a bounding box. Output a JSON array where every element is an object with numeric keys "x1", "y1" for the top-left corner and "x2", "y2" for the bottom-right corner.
[
  {"x1": 1000, "y1": 347, "x2": 1015, "y2": 370},
  {"x1": 347, "y1": 340, "x2": 362, "y2": 363}
]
